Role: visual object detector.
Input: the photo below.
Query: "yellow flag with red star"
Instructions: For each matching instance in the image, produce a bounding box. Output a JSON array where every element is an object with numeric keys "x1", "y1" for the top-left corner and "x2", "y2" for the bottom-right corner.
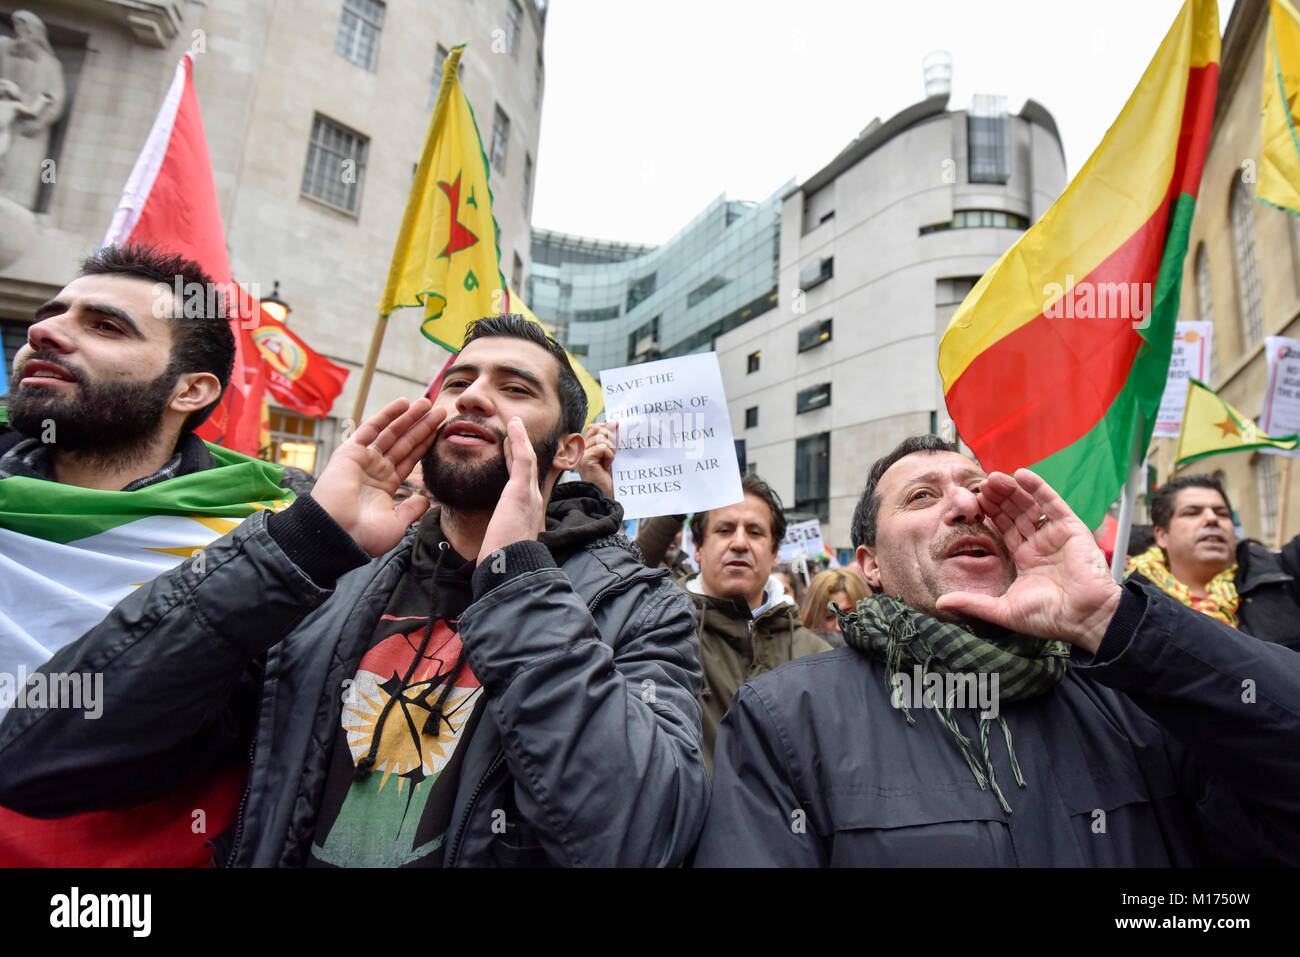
[
  {"x1": 379, "y1": 43, "x2": 503, "y2": 350},
  {"x1": 1259, "y1": 0, "x2": 1300, "y2": 215},
  {"x1": 1175, "y1": 378, "x2": 1299, "y2": 464}
]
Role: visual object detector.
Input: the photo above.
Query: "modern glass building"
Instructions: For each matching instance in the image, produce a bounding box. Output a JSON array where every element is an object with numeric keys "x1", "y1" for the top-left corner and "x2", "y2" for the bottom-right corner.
[{"x1": 530, "y1": 184, "x2": 794, "y2": 376}]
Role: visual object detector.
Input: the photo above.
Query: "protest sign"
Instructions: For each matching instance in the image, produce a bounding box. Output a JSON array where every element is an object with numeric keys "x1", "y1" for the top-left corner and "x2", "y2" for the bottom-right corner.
[
  {"x1": 1260, "y1": 336, "x2": 1300, "y2": 458},
  {"x1": 779, "y1": 519, "x2": 825, "y2": 564},
  {"x1": 1154, "y1": 321, "x2": 1213, "y2": 437},
  {"x1": 599, "y1": 353, "x2": 743, "y2": 519}
]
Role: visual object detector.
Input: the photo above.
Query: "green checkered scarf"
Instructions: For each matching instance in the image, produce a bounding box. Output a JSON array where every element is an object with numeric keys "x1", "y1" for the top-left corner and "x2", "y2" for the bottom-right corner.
[{"x1": 835, "y1": 594, "x2": 1072, "y2": 813}]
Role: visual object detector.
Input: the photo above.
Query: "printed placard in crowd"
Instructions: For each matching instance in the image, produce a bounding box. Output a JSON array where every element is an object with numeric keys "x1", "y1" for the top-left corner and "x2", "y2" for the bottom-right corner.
[
  {"x1": 1154, "y1": 321, "x2": 1213, "y2": 437},
  {"x1": 1260, "y1": 335, "x2": 1300, "y2": 457},
  {"x1": 779, "y1": 518, "x2": 825, "y2": 563},
  {"x1": 599, "y1": 352, "x2": 743, "y2": 519}
]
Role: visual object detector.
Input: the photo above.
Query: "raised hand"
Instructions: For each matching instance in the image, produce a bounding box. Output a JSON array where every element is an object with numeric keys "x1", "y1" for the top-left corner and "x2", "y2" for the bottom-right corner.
[
  {"x1": 577, "y1": 421, "x2": 618, "y2": 500},
  {"x1": 478, "y1": 417, "x2": 546, "y2": 565},
  {"x1": 311, "y1": 397, "x2": 446, "y2": 556},
  {"x1": 935, "y1": 469, "x2": 1121, "y2": 652}
]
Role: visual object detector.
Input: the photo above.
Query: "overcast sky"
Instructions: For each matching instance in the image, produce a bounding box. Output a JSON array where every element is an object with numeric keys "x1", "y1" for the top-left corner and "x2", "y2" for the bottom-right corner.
[{"x1": 531, "y1": 0, "x2": 1237, "y2": 246}]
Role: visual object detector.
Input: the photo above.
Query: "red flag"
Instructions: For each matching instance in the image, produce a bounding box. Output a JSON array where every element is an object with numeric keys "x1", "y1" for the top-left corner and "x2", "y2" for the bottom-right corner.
[
  {"x1": 248, "y1": 304, "x2": 348, "y2": 418},
  {"x1": 102, "y1": 54, "x2": 265, "y2": 454}
]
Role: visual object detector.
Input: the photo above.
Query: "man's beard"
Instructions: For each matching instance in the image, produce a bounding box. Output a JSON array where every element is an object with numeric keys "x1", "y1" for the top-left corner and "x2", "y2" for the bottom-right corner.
[
  {"x1": 7, "y1": 352, "x2": 180, "y2": 462},
  {"x1": 421, "y1": 414, "x2": 563, "y2": 512}
]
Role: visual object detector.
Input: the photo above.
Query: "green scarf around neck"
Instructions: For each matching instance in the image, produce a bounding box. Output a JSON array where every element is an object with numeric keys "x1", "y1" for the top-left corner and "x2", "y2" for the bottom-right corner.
[{"x1": 835, "y1": 594, "x2": 1072, "y2": 813}]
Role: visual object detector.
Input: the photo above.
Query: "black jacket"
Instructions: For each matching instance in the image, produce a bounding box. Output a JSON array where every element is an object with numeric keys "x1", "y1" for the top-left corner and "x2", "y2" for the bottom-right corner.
[
  {"x1": 1234, "y1": 536, "x2": 1300, "y2": 650},
  {"x1": 0, "y1": 482, "x2": 710, "y2": 867},
  {"x1": 694, "y1": 581, "x2": 1300, "y2": 866}
]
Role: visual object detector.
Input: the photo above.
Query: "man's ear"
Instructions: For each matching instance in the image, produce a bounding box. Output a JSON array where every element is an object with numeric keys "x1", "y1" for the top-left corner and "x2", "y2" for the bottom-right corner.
[
  {"x1": 168, "y1": 372, "x2": 222, "y2": 418},
  {"x1": 550, "y1": 430, "x2": 584, "y2": 474},
  {"x1": 1152, "y1": 526, "x2": 1169, "y2": 551},
  {"x1": 855, "y1": 544, "x2": 882, "y2": 591}
]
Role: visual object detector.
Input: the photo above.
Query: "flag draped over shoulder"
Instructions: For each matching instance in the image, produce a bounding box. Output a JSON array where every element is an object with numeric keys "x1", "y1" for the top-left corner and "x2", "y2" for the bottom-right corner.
[
  {"x1": 103, "y1": 54, "x2": 266, "y2": 455},
  {"x1": 0, "y1": 445, "x2": 293, "y2": 682},
  {"x1": 938, "y1": 0, "x2": 1220, "y2": 529},
  {"x1": 380, "y1": 44, "x2": 503, "y2": 351},
  {"x1": 1175, "y1": 378, "x2": 1299, "y2": 464},
  {"x1": 1259, "y1": 0, "x2": 1300, "y2": 215}
]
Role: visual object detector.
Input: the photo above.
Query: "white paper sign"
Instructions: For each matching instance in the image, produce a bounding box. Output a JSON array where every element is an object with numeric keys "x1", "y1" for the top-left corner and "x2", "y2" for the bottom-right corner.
[
  {"x1": 1260, "y1": 335, "x2": 1300, "y2": 458},
  {"x1": 779, "y1": 519, "x2": 825, "y2": 563},
  {"x1": 600, "y1": 352, "x2": 744, "y2": 519},
  {"x1": 1154, "y1": 321, "x2": 1213, "y2": 437}
]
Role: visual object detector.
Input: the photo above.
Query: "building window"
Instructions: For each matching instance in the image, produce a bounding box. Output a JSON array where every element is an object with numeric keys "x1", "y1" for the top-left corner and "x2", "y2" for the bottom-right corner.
[
  {"x1": 747, "y1": 461, "x2": 759, "y2": 475},
  {"x1": 1231, "y1": 179, "x2": 1264, "y2": 351},
  {"x1": 968, "y1": 94, "x2": 1010, "y2": 184},
  {"x1": 798, "y1": 318, "x2": 833, "y2": 352},
  {"x1": 511, "y1": 253, "x2": 523, "y2": 291},
  {"x1": 301, "y1": 115, "x2": 369, "y2": 215},
  {"x1": 505, "y1": 0, "x2": 523, "y2": 58},
  {"x1": 522, "y1": 152, "x2": 534, "y2": 211},
  {"x1": 627, "y1": 273, "x2": 657, "y2": 312},
  {"x1": 745, "y1": 406, "x2": 758, "y2": 429},
  {"x1": 799, "y1": 257, "x2": 833, "y2": 291},
  {"x1": 575, "y1": 305, "x2": 619, "y2": 322},
  {"x1": 627, "y1": 315, "x2": 660, "y2": 363},
  {"x1": 747, "y1": 351, "x2": 761, "y2": 374},
  {"x1": 687, "y1": 276, "x2": 729, "y2": 308},
  {"x1": 335, "y1": 0, "x2": 384, "y2": 71},
  {"x1": 491, "y1": 106, "x2": 510, "y2": 174},
  {"x1": 430, "y1": 44, "x2": 464, "y2": 108},
  {"x1": 796, "y1": 383, "x2": 832, "y2": 414},
  {"x1": 264, "y1": 409, "x2": 321, "y2": 474},
  {"x1": 795, "y1": 432, "x2": 831, "y2": 523},
  {"x1": 1195, "y1": 243, "x2": 1217, "y2": 384},
  {"x1": 936, "y1": 276, "x2": 982, "y2": 306},
  {"x1": 534, "y1": 53, "x2": 545, "y2": 109},
  {"x1": 920, "y1": 210, "x2": 1029, "y2": 235},
  {"x1": 1255, "y1": 454, "x2": 1279, "y2": 541}
]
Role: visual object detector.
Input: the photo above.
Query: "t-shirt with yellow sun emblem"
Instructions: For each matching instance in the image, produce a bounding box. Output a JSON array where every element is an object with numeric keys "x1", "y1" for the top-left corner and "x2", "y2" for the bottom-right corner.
[{"x1": 308, "y1": 530, "x2": 482, "y2": 867}]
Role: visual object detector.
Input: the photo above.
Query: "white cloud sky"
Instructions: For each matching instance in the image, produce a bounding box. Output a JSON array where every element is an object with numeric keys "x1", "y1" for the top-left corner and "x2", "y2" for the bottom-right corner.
[{"x1": 532, "y1": 0, "x2": 1236, "y2": 246}]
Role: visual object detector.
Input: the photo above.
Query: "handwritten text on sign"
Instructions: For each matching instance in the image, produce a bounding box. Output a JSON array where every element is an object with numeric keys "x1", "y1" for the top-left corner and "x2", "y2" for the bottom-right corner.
[
  {"x1": 600, "y1": 352, "x2": 743, "y2": 519},
  {"x1": 1154, "y1": 321, "x2": 1213, "y2": 437},
  {"x1": 1260, "y1": 335, "x2": 1300, "y2": 458}
]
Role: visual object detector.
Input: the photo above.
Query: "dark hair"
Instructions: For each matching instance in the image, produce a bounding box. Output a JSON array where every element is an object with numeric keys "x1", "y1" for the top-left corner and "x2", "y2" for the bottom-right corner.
[
  {"x1": 850, "y1": 434, "x2": 957, "y2": 548},
  {"x1": 1126, "y1": 524, "x2": 1156, "y2": 557},
  {"x1": 462, "y1": 314, "x2": 586, "y2": 434},
  {"x1": 690, "y1": 472, "x2": 786, "y2": 552},
  {"x1": 79, "y1": 243, "x2": 235, "y2": 432},
  {"x1": 1150, "y1": 474, "x2": 1233, "y2": 531}
]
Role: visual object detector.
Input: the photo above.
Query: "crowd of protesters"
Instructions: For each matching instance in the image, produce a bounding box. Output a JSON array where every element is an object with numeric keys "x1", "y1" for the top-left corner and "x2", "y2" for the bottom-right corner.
[{"x1": 0, "y1": 246, "x2": 1298, "y2": 867}]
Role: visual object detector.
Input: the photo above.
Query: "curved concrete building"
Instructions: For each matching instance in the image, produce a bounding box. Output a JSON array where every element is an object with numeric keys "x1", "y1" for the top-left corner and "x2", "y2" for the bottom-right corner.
[{"x1": 716, "y1": 92, "x2": 1067, "y2": 551}]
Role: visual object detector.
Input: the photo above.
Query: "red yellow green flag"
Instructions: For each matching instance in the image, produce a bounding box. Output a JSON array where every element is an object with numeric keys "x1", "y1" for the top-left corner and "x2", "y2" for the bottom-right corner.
[
  {"x1": 1259, "y1": 0, "x2": 1300, "y2": 214},
  {"x1": 379, "y1": 44, "x2": 504, "y2": 350},
  {"x1": 938, "y1": 0, "x2": 1220, "y2": 529}
]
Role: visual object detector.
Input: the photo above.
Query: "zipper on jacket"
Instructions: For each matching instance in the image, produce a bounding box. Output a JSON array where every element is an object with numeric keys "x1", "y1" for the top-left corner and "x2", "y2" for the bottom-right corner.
[
  {"x1": 445, "y1": 750, "x2": 506, "y2": 866},
  {"x1": 445, "y1": 561, "x2": 661, "y2": 864},
  {"x1": 224, "y1": 675, "x2": 266, "y2": 867}
]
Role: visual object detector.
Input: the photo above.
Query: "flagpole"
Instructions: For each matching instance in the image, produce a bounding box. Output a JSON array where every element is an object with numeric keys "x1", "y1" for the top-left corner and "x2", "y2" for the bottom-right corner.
[
  {"x1": 1109, "y1": 427, "x2": 1144, "y2": 583},
  {"x1": 1278, "y1": 457, "x2": 1294, "y2": 550},
  {"x1": 350, "y1": 312, "x2": 389, "y2": 426}
]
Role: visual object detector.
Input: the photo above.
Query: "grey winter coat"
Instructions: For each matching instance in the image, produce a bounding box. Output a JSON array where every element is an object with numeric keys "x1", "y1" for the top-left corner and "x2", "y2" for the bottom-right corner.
[
  {"x1": 694, "y1": 581, "x2": 1300, "y2": 866},
  {"x1": 0, "y1": 483, "x2": 710, "y2": 867}
]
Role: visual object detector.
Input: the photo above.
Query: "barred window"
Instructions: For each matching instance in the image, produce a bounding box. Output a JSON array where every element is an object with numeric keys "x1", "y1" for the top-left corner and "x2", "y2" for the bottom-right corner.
[
  {"x1": 1255, "y1": 454, "x2": 1279, "y2": 541},
  {"x1": 1195, "y1": 243, "x2": 1218, "y2": 384},
  {"x1": 336, "y1": 0, "x2": 384, "y2": 71},
  {"x1": 491, "y1": 106, "x2": 510, "y2": 174},
  {"x1": 1231, "y1": 179, "x2": 1264, "y2": 350},
  {"x1": 301, "y1": 115, "x2": 369, "y2": 214},
  {"x1": 505, "y1": 0, "x2": 523, "y2": 58}
]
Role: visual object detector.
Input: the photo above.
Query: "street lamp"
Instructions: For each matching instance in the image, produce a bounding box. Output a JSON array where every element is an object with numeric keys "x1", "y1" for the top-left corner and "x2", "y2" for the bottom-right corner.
[{"x1": 261, "y1": 280, "x2": 291, "y2": 324}]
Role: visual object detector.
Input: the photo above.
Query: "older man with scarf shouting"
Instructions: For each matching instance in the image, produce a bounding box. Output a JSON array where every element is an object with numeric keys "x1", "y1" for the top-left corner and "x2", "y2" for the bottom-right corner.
[{"x1": 694, "y1": 435, "x2": 1300, "y2": 867}]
